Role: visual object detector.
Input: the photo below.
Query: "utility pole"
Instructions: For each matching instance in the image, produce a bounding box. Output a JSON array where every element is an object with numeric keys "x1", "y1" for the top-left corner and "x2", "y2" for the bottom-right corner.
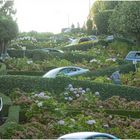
[{"x1": 68, "y1": 14, "x2": 70, "y2": 28}]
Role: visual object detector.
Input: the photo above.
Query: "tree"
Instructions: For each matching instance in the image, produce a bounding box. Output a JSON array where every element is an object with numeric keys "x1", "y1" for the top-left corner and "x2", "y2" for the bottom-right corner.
[
  {"x1": 0, "y1": 0, "x2": 18, "y2": 58},
  {"x1": 94, "y1": 10, "x2": 113, "y2": 34},
  {"x1": 90, "y1": 0, "x2": 120, "y2": 35},
  {"x1": 0, "y1": 16, "x2": 18, "y2": 56},
  {"x1": 109, "y1": 1, "x2": 140, "y2": 46},
  {"x1": 86, "y1": 19, "x2": 93, "y2": 35},
  {"x1": 0, "y1": 0, "x2": 16, "y2": 16}
]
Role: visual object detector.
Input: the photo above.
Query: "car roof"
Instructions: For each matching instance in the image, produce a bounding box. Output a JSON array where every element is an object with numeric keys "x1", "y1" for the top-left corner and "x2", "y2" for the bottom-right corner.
[
  {"x1": 128, "y1": 51, "x2": 140, "y2": 54},
  {"x1": 59, "y1": 132, "x2": 116, "y2": 139},
  {"x1": 51, "y1": 66, "x2": 84, "y2": 70}
]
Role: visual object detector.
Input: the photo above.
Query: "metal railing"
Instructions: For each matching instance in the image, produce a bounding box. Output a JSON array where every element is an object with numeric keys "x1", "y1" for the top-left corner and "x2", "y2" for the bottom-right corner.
[{"x1": 0, "y1": 97, "x2": 3, "y2": 111}]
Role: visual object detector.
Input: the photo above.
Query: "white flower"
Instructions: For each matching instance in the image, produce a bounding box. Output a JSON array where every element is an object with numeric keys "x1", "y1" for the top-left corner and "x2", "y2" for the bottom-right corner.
[
  {"x1": 79, "y1": 87, "x2": 83, "y2": 91},
  {"x1": 76, "y1": 94, "x2": 80, "y2": 97},
  {"x1": 57, "y1": 120, "x2": 65, "y2": 125},
  {"x1": 95, "y1": 91, "x2": 100, "y2": 96},
  {"x1": 99, "y1": 106, "x2": 103, "y2": 108},
  {"x1": 82, "y1": 90, "x2": 86, "y2": 94},
  {"x1": 65, "y1": 97, "x2": 68, "y2": 100},
  {"x1": 27, "y1": 60, "x2": 33, "y2": 64},
  {"x1": 68, "y1": 84, "x2": 73, "y2": 88},
  {"x1": 70, "y1": 119, "x2": 75, "y2": 123},
  {"x1": 37, "y1": 102, "x2": 43, "y2": 107},
  {"x1": 64, "y1": 92, "x2": 68, "y2": 96},
  {"x1": 107, "y1": 77, "x2": 111, "y2": 80},
  {"x1": 105, "y1": 58, "x2": 116, "y2": 62},
  {"x1": 73, "y1": 91, "x2": 77, "y2": 94},
  {"x1": 70, "y1": 87, "x2": 74, "y2": 92},
  {"x1": 38, "y1": 92, "x2": 45, "y2": 97},
  {"x1": 90, "y1": 59, "x2": 97, "y2": 63},
  {"x1": 86, "y1": 88, "x2": 90, "y2": 92},
  {"x1": 68, "y1": 97, "x2": 73, "y2": 101},
  {"x1": 103, "y1": 124, "x2": 109, "y2": 128},
  {"x1": 43, "y1": 95, "x2": 51, "y2": 99},
  {"x1": 86, "y1": 120, "x2": 96, "y2": 125},
  {"x1": 55, "y1": 108, "x2": 59, "y2": 111}
]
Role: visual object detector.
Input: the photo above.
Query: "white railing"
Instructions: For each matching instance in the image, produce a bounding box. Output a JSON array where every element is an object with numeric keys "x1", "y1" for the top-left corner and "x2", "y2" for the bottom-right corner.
[{"x1": 0, "y1": 97, "x2": 3, "y2": 111}]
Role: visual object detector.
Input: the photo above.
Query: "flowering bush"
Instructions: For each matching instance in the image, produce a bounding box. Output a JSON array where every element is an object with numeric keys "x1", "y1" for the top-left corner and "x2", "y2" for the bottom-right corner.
[{"x1": 1, "y1": 88, "x2": 140, "y2": 139}]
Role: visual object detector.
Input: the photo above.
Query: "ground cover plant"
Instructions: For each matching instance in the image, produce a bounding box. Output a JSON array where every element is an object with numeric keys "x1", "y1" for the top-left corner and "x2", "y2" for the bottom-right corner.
[{"x1": 1, "y1": 87, "x2": 140, "y2": 139}]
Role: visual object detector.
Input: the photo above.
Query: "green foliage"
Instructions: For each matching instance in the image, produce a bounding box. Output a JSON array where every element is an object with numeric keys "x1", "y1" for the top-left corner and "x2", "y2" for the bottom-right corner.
[
  {"x1": 94, "y1": 10, "x2": 113, "y2": 34},
  {"x1": 86, "y1": 19, "x2": 93, "y2": 35},
  {"x1": 6, "y1": 106, "x2": 20, "y2": 123},
  {"x1": 0, "y1": 63, "x2": 7, "y2": 75},
  {"x1": 0, "y1": 16, "x2": 18, "y2": 41},
  {"x1": 63, "y1": 41, "x2": 95, "y2": 51},
  {"x1": 83, "y1": 63, "x2": 135, "y2": 78},
  {"x1": 109, "y1": 1, "x2": 140, "y2": 46},
  {"x1": 7, "y1": 50, "x2": 93, "y2": 63},
  {"x1": 0, "y1": 75, "x2": 140, "y2": 101},
  {"x1": 7, "y1": 71, "x2": 45, "y2": 76}
]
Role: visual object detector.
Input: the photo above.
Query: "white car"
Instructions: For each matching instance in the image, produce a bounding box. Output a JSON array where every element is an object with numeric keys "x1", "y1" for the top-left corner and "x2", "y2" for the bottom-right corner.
[
  {"x1": 58, "y1": 132, "x2": 118, "y2": 140},
  {"x1": 43, "y1": 66, "x2": 89, "y2": 78}
]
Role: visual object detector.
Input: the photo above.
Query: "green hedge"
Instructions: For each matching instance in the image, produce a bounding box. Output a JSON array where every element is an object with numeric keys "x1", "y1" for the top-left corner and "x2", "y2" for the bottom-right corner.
[
  {"x1": 0, "y1": 75, "x2": 140, "y2": 101},
  {"x1": 62, "y1": 40, "x2": 111, "y2": 52},
  {"x1": 7, "y1": 50, "x2": 93, "y2": 62},
  {"x1": 83, "y1": 63, "x2": 135, "y2": 78},
  {"x1": 7, "y1": 71, "x2": 46, "y2": 76},
  {"x1": 0, "y1": 106, "x2": 20, "y2": 136},
  {"x1": 105, "y1": 109, "x2": 140, "y2": 119},
  {"x1": 6, "y1": 106, "x2": 20, "y2": 123},
  {"x1": 62, "y1": 41, "x2": 95, "y2": 51},
  {"x1": 0, "y1": 63, "x2": 7, "y2": 75}
]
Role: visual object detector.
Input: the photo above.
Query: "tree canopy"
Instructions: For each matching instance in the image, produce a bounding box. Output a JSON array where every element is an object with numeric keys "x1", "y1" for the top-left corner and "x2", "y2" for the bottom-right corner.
[
  {"x1": 109, "y1": 1, "x2": 140, "y2": 46},
  {"x1": 0, "y1": 0, "x2": 18, "y2": 57}
]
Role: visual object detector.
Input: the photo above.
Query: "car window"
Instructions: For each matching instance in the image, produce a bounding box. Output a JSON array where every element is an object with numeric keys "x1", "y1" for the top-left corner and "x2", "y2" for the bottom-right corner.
[
  {"x1": 59, "y1": 68, "x2": 69, "y2": 74},
  {"x1": 135, "y1": 53, "x2": 140, "y2": 59},
  {"x1": 79, "y1": 38, "x2": 91, "y2": 43},
  {"x1": 127, "y1": 52, "x2": 135, "y2": 58},
  {"x1": 87, "y1": 135, "x2": 115, "y2": 139}
]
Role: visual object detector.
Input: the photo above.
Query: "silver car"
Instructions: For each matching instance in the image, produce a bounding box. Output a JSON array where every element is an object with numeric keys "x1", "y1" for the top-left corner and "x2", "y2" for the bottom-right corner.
[
  {"x1": 58, "y1": 132, "x2": 118, "y2": 139},
  {"x1": 43, "y1": 66, "x2": 89, "y2": 78},
  {"x1": 125, "y1": 51, "x2": 140, "y2": 62}
]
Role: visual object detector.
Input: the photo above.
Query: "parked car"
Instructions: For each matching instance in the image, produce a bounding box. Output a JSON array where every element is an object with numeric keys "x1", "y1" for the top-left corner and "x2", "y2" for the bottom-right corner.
[
  {"x1": 106, "y1": 35, "x2": 114, "y2": 41},
  {"x1": 58, "y1": 132, "x2": 118, "y2": 139},
  {"x1": 65, "y1": 37, "x2": 93, "y2": 47},
  {"x1": 125, "y1": 51, "x2": 140, "y2": 62},
  {"x1": 43, "y1": 66, "x2": 89, "y2": 78},
  {"x1": 35, "y1": 48, "x2": 64, "y2": 53}
]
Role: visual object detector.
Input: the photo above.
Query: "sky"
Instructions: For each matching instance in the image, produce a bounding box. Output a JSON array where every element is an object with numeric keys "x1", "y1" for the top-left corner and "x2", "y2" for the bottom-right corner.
[{"x1": 14, "y1": 0, "x2": 95, "y2": 33}]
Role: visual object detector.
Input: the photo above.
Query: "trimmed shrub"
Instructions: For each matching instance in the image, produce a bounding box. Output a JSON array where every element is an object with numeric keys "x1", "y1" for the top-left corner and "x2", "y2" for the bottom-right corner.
[
  {"x1": 6, "y1": 106, "x2": 20, "y2": 123},
  {"x1": 105, "y1": 109, "x2": 140, "y2": 119},
  {"x1": 0, "y1": 63, "x2": 7, "y2": 75},
  {"x1": 0, "y1": 75, "x2": 140, "y2": 101},
  {"x1": 63, "y1": 41, "x2": 95, "y2": 51},
  {"x1": 7, "y1": 50, "x2": 93, "y2": 63},
  {"x1": 83, "y1": 63, "x2": 135, "y2": 78},
  {"x1": 7, "y1": 71, "x2": 46, "y2": 76}
]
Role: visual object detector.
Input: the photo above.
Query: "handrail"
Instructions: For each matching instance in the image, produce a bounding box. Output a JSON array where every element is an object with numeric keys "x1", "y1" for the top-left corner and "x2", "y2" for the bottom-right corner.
[{"x1": 0, "y1": 97, "x2": 3, "y2": 111}]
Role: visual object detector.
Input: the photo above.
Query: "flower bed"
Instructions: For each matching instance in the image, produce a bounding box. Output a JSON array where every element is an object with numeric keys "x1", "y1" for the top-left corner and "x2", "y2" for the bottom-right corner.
[{"x1": 1, "y1": 88, "x2": 140, "y2": 138}]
